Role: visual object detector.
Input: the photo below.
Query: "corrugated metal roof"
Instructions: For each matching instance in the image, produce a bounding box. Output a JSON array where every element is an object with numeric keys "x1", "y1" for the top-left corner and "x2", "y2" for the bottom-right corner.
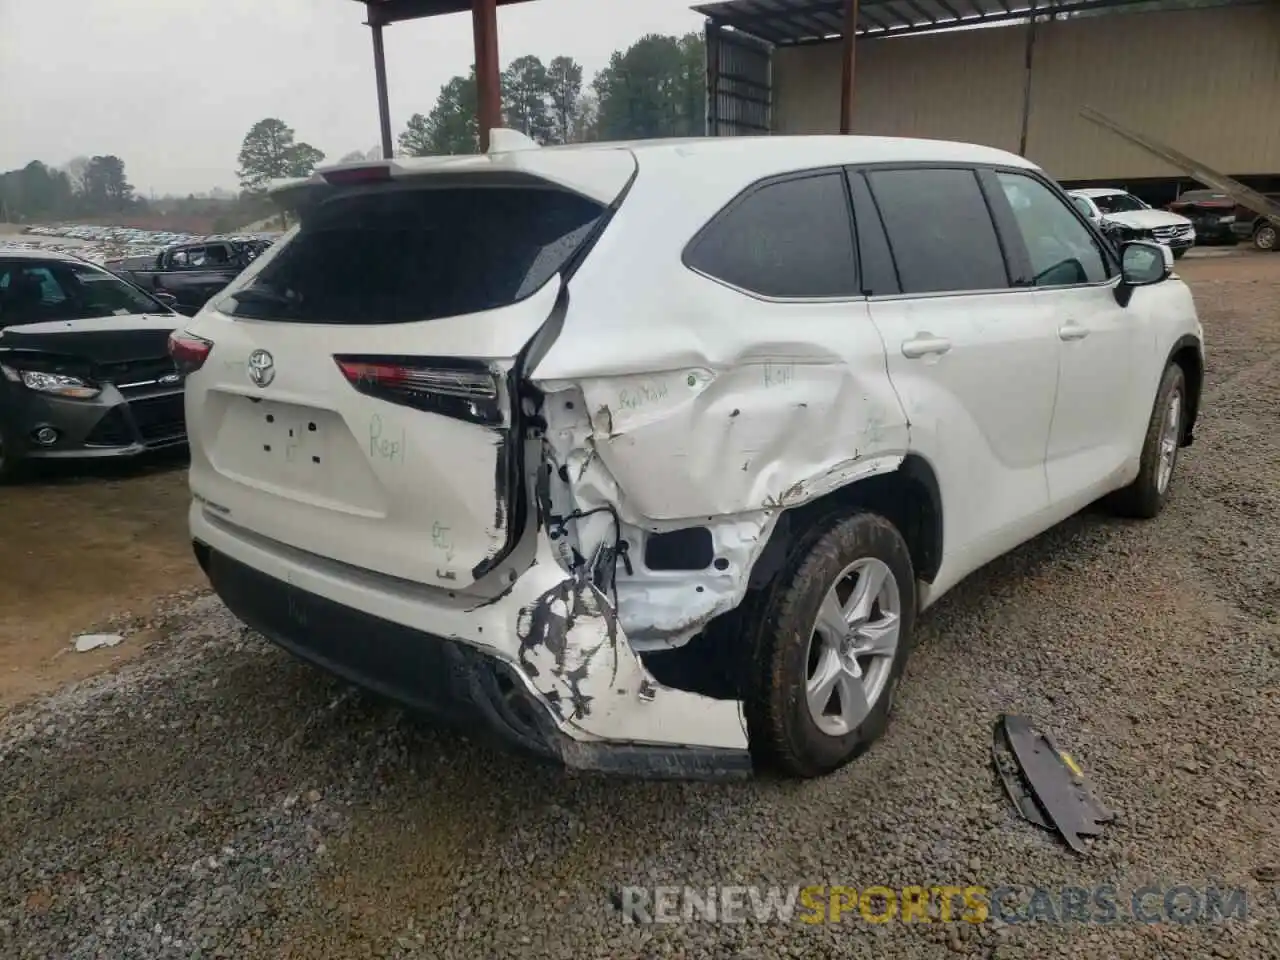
[
  {"x1": 692, "y1": 0, "x2": 1263, "y2": 46},
  {"x1": 350, "y1": 0, "x2": 537, "y2": 26}
]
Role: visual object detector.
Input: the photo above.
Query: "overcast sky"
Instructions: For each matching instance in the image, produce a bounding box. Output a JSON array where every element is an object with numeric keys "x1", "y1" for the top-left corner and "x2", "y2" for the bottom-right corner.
[{"x1": 0, "y1": 0, "x2": 705, "y2": 196}]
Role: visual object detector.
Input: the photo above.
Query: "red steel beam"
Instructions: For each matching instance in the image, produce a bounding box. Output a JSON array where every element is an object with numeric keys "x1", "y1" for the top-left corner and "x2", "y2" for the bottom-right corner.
[
  {"x1": 839, "y1": 0, "x2": 859, "y2": 134},
  {"x1": 472, "y1": 0, "x2": 502, "y2": 151}
]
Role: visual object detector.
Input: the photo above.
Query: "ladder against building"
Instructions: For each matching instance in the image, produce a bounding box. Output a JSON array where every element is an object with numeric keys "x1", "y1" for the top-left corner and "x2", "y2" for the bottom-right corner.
[{"x1": 1081, "y1": 106, "x2": 1280, "y2": 233}]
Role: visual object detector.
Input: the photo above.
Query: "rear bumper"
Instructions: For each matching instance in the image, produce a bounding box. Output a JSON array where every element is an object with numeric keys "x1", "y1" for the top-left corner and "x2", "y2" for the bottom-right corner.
[{"x1": 190, "y1": 507, "x2": 752, "y2": 779}]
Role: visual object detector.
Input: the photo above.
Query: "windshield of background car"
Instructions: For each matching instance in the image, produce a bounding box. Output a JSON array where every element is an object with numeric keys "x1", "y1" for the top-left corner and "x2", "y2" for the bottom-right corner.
[
  {"x1": 0, "y1": 259, "x2": 162, "y2": 327},
  {"x1": 1092, "y1": 193, "x2": 1147, "y2": 215},
  {"x1": 218, "y1": 185, "x2": 606, "y2": 324}
]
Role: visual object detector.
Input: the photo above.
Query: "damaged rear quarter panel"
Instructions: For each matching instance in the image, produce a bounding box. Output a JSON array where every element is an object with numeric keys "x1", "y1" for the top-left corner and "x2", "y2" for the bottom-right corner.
[{"x1": 529, "y1": 172, "x2": 910, "y2": 642}]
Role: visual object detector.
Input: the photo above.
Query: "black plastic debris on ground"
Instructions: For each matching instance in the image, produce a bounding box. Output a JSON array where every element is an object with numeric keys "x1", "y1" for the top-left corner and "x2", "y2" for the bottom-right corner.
[{"x1": 992, "y1": 713, "x2": 1114, "y2": 854}]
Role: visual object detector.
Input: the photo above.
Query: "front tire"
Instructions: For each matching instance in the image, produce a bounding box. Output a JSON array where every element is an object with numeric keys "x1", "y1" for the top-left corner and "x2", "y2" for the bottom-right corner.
[
  {"x1": 1109, "y1": 363, "x2": 1185, "y2": 519},
  {"x1": 1172, "y1": 247, "x2": 1188, "y2": 260},
  {"x1": 746, "y1": 511, "x2": 916, "y2": 779}
]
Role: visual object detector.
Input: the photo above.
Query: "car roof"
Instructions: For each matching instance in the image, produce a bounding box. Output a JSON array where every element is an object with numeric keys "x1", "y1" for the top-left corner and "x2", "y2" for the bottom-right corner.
[
  {"x1": 1071, "y1": 187, "x2": 1132, "y2": 198},
  {"x1": 549, "y1": 134, "x2": 1032, "y2": 166},
  {"x1": 0, "y1": 248, "x2": 85, "y2": 264},
  {"x1": 275, "y1": 133, "x2": 1040, "y2": 205}
]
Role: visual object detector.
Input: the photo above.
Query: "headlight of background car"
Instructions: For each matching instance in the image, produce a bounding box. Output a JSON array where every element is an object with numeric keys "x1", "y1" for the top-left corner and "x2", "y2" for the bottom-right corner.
[
  {"x1": 1219, "y1": 214, "x2": 1236, "y2": 224},
  {"x1": 0, "y1": 364, "x2": 101, "y2": 399}
]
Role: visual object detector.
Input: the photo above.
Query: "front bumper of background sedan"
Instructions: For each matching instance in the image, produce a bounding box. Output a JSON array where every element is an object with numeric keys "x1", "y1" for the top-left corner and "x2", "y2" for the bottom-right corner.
[{"x1": 3, "y1": 385, "x2": 187, "y2": 462}]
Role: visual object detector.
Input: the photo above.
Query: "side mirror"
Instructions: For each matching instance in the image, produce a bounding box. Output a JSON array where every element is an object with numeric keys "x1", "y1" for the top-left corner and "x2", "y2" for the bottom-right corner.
[
  {"x1": 153, "y1": 291, "x2": 179, "y2": 310},
  {"x1": 1114, "y1": 240, "x2": 1172, "y2": 307}
]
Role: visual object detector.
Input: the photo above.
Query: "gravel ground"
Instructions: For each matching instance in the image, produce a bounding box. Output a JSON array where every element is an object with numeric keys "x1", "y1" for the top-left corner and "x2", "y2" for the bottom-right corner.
[{"x1": 2, "y1": 255, "x2": 1278, "y2": 960}]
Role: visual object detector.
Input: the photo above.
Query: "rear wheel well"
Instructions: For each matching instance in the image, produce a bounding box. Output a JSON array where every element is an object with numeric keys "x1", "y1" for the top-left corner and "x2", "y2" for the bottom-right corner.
[
  {"x1": 642, "y1": 458, "x2": 943, "y2": 701},
  {"x1": 764, "y1": 456, "x2": 943, "y2": 586}
]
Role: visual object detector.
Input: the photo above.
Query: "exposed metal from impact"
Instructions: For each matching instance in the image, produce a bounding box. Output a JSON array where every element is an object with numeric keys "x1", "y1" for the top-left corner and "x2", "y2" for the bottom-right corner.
[
  {"x1": 472, "y1": 0, "x2": 502, "y2": 152},
  {"x1": 368, "y1": 20, "x2": 394, "y2": 160}
]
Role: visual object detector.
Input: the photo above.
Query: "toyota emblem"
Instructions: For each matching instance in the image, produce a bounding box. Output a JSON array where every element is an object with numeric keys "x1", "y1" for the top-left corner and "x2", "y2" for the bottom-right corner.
[{"x1": 247, "y1": 349, "x2": 275, "y2": 388}]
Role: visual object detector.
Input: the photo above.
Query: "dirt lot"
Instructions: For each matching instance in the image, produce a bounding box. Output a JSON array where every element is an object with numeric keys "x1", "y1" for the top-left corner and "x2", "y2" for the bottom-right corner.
[
  {"x1": 1, "y1": 251, "x2": 1277, "y2": 959},
  {"x1": 0, "y1": 453, "x2": 203, "y2": 708}
]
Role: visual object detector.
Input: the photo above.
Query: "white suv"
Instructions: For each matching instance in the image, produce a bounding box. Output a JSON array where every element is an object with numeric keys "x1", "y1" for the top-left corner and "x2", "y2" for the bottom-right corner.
[{"x1": 174, "y1": 133, "x2": 1204, "y2": 780}]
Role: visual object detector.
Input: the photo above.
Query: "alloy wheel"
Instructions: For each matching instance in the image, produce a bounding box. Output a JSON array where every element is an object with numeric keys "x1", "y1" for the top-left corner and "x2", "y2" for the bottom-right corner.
[
  {"x1": 805, "y1": 557, "x2": 902, "y2": 737},
  {"x1": 1157, "y1": 388, "x2": 1182, "y2": 495}
]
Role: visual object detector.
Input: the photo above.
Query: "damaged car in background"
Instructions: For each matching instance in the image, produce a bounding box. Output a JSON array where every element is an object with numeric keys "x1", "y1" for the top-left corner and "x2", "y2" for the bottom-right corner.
[
  {"x1": 1, "y1": 250, "x2": 187, "y2": 482},
  {"x1": 178, "y1": 133, "x2": 1204, "y2": 779},
  {"x1": 1069, "y1": 187, "x2": 1196, "y2": 259}
]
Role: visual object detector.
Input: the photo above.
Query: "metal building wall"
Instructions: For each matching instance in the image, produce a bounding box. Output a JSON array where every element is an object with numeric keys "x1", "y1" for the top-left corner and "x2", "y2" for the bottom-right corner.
[
  {"x1": 706, "y1": 25, "x2": 773, "y2": 135},
  {"x1": 770, "y1": 3, "x2": 1280, "y2": 180}
]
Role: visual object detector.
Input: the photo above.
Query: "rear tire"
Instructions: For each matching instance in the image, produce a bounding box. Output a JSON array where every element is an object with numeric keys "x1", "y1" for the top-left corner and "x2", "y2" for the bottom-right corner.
[
  {"x1": 746, "y1": 510, "x2": 916, "y2": 779},
  {"x1": 1109, "y1": 363, "x2": 1185, "y2": 519},
  {"x1": 1254, "y1": 223, "x2": 1277, "y2": 252}
]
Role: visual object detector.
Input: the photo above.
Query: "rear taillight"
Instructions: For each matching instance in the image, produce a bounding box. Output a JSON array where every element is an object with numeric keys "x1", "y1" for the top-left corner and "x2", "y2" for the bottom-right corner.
[
  {"x1": 169, "y1": 331, "x2": 213, "y2": 374},
  {"x1": 334, "y1": 356, "x2": 503, "y2": 425}
]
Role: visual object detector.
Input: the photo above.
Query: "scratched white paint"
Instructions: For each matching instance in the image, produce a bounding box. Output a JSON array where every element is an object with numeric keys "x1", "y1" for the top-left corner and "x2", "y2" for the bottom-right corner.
[{"x1": 517, "y1": 577, "x2": 748, "y2": 749}]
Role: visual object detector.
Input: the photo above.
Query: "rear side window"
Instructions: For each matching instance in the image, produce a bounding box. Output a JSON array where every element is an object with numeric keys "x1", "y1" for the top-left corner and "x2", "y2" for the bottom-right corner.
[
  {"x1": 685, "y1": 173, "x2": 859, "y2": 298},
  {"x1": 221, "y1": 186, "x2": 605, "y2": 324},
  {"x1": 867, "y1": 168, "x2": 1009, "y2": 295}
]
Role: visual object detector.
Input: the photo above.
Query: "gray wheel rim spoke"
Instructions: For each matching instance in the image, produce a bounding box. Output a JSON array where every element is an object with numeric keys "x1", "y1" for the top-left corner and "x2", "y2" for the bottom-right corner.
[
  {"x1": 845, "y1": 561, "x2": 887, "y2": 623},
  {"x1": 853, "y1": 613, "x2": 900, "y2": 658},
  {"x1": 804, "y1": 555, "x2": 903, "y2": 737},
  {"x1": 806, "y1": 646, "x2": 845, "y2": 718},
  {"x1": 1157, "y1": 389, "x2": 1181, "y2": 494},
  {"x1": 815, "y1": 591, "x2": 850, "y2": 644},
  {"x1": 835, "y1": 670, "x2": 870, "y2": 730}
]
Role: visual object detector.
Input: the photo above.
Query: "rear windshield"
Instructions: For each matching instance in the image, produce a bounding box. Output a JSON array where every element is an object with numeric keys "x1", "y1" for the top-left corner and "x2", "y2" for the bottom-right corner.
[{"x1": 220, "y1": 185, "x2": 605, "y2": 324}]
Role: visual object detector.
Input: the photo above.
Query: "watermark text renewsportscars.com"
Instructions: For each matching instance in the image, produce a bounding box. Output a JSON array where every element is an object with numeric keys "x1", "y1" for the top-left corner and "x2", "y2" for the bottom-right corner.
[{"x1": 617, "y1": 884, "x2": 1250, "y2": 926}]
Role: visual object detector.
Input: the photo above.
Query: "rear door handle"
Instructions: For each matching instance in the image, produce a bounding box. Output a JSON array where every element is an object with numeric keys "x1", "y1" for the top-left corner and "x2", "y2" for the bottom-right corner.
[
  {"x1": 1058, "y1": 323, "x2": 1090, "y2": 341},
  {"x1": 901, "y1": 335, "x2": 952, "y2": 359}
]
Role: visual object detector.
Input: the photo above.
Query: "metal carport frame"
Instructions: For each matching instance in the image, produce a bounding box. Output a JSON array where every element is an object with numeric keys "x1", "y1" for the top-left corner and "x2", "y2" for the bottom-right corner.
[
  {"x1": 349, "y1": 0, "x2": 540, "y2": 156},
  {"x1": 693, "y1": 0, "x2": 1261, "y2": 142}
]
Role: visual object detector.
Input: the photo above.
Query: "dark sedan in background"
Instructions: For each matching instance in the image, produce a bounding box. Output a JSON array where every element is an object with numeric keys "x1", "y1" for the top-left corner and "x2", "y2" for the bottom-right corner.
[{"x1": 0, "y1": 250, "x2": 187, "y2": 482}]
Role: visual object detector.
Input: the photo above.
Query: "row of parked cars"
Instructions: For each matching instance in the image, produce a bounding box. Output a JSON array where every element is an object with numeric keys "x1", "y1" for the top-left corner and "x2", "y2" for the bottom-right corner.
[
  {"x1": 1165, "y1": 189, "x2": 1280, "y2": 251},
  {"x1": 24, "y1": 223, "x2": 204, "y2": 246},
  {"x1": 0, "y1": 135, "x2": 1211, "y2": 782}
]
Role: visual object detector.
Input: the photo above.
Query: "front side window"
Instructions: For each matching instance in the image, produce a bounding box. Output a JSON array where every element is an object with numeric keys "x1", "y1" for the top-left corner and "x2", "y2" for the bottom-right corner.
[
  {"x1": 1091, "y1": 192, "x2": 1146, "y2": 215},
  {"x1": 685, "y1": 172, "x2": 859, "y2": 299},
  {"x1": 867, "y1": 167, "x2": 1009, "y2": 294},
  {"x1": 997, "y1": 172, "x2": 1109, "y2": 286}
]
